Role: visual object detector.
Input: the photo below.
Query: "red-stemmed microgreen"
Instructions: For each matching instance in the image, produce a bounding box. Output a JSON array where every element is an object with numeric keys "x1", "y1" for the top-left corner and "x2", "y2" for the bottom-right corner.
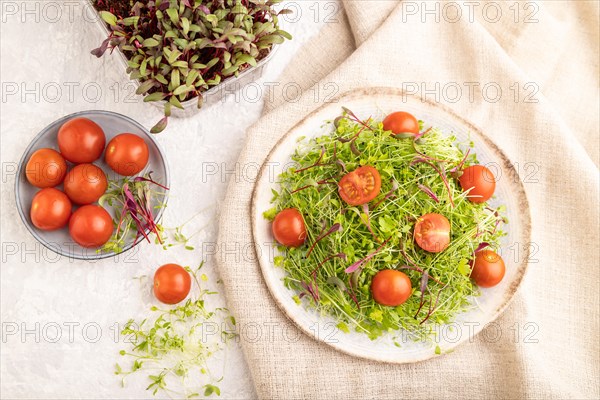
[
  {"x1": 345, "y1": 237, "x2": 391, "y2": 273},
  {"x1": 411, "y1": 157, "x2": 455, "y2": 207},
  {"x1": 305, "y1": 223, "x2": 343, "y2": 258},
  {"x1": 291, "y1": 178, "x2": 337, "y2": 194},
  {"x1": 294, "y1": 146, "x2": 326, "y2": 173},
  {"x1": 417, "y1": 183, "x2": 440, "y2": 203},
  {"x1": 372, "y1": 180, "x2": 399, "y2": 209}
]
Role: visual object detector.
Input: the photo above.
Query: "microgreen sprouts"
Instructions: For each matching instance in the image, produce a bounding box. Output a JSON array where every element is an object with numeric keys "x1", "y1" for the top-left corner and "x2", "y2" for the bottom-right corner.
[
  {"x1": 99, "y1": 173, "x2": 201, "y2": 253},
  {"x1": 115, "y1": 262, "x2": 236, "y2": 397},
  {"x1": 264, "y1": 109, "x2": 507, "y2": 340}
]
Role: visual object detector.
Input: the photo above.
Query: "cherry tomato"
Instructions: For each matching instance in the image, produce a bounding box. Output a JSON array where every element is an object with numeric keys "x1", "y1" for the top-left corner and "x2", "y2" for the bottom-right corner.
[
  {"x1": 471, "y1": 249, "x2": 505, "y2": 288},
  {"x1": 25, "y1": 148, "x2": 67, "y2": 188},
  {"x1": 153, "y1": 264, "x2": 192, "y2": 304},
  {"x1": 57, "y1": 118, "x2": 106, "y2": 163},
  {"x1": 414, "y1": 213, "x2": 451, "y2": 253},
  {"x1": 371, "y1": 270, "x2": 412, "y2": 306},
  {"x1": 68, "y1": 205, "x2": 113, "y2": 248},
  {"x1": 30, "y1": 188, "x2": 72, "y2": 230},
  {"x1": 338, "y1": 166, "x2": 382, "y2": 206},
  {"x1": 459, "y1": 165, "x2": 496, "y2": 203},
  {"x1": 272, "y1": 208, "x2": 307, "y2": 247},
  {"x1": 105, "y1": 133, "x2": 149, "y2": 176},
  {"x1": 63, "y1": 164, "x2": 107, "y2": 205},
  {"x1": 382, "y1": 111, "x2": 420, "y2": 137}
]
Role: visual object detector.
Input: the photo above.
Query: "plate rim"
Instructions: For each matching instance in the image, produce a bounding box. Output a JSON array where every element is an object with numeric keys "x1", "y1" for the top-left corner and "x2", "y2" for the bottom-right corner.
[
  {"x1": 249, "y1": 87, "x2": 532, "y2": 364},
  {"x1": 14, "y1": 109, "x2": 170, "y2": 261}
]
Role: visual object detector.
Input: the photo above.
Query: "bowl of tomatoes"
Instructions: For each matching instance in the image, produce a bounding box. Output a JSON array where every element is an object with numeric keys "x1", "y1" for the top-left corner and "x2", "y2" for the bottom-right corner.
[{"x1": 15, "y1": 110, "x2": 169, "y2": 260}]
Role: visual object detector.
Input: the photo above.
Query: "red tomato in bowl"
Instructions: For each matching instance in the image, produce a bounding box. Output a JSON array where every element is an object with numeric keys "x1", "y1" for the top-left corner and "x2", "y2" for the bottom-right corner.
[
  {"x1": 68, "y1": 205, "x2": 113, "y2": 248},
  {"x1": 153, "y1": 264, "x2": 192, "y2": 304},
  {"x1": 471, "y1": 249, "x2": 505, "y2": 288},
  {"x1": 459, "y1": 165, "x2": 496, "y2": 203},
  {"x1": 105, "y1": 133, "x2": 149, "y2": 176},
  {"x1": 25, "y1": 148, "x2": 67, "y2": 188},
  {"x1": 382, "y1": 111, "x2": 420, "y2": 137},
  {"x1": 63, "y1": 164, "x2": 107, "y2": 205},
  {"x1": 338, "y1": 166, "x2": 381, "y2": 206},
  {"x1": 57, "y1": 118, "x2": 106, "y2": 163},
  {"x1": 272, "y1": 208, "x2": 307, "y2": 247},
  {"x1": 30, "y1": 188, "x2": 72, "y2": 230},
  {"x1": 371, "y1": 270, "x2": 412, "y2": 306},
  {"x1": 414, "y1": 213, "x2": 451, "y2": 253}
]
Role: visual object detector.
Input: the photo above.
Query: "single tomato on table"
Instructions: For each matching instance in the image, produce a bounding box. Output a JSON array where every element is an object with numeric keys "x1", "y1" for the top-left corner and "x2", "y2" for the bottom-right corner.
[
  {"x1": 458, "y1": 165, "x2": 496, "y2": 203},
  {"x1": 105, "y1": 133, "x2": 149, "y2": 176},
  {"x1": 382, "y1": 111, "x2": 420, "y2": 137},
  {"x1": 470, "y1": 249, "x2": 505, "y2": 288},
  {"x1": 30, "y1": 188, "x2": 72, "y2": 230},
  {"x1": 57, "y1": 117, "x2": 106, "y2": 163},
  {"x1": 371, "y1": 269, "x2": 412, "y2": 306},
  {"x1": 68, "y1": 205, "x2": 113, "y2": 248},
  {"x1": 63, "y1": 163, "x2": 107, "y2": 205},
  {"x1": 414, "y1": 213, "x2": 451, "y2": 253},
  {"x1": 25, "y1": 148, "x2": 67, "y2": 188},
  {"x1": 338, "y1": 165, "x2": 381, "y2": 206},
  {"x1": 153, "y1": 264, "x2": 192, "y2": 304},
  {"x1": 272, "y1": 208, "x2": 307, "y2": 247}
]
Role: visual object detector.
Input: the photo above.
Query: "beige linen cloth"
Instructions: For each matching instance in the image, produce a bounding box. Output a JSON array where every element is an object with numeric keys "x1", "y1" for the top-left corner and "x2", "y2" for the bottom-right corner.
[{"x1": 217, "y1": 1, "x2": 600, "y2": 398}]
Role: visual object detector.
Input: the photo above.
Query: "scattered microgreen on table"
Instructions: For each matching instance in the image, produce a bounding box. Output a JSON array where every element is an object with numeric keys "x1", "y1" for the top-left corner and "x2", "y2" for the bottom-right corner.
[
  {"x1": 116, "y1": 262, "x2": 237, "y2": 397},
  {"x1": 264, "y1": 109, "x2": 507, "y2": 340}
]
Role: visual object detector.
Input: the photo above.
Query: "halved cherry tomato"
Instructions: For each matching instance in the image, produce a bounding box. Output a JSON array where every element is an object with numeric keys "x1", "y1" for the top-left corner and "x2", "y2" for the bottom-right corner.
[
  {"x1": 459, "y1": 165, "x2": 496, "y2": 203},
  {"x1": 153, "y1": 264, "x2": 192, "y2": 304},
  {"x1": 30, "y1": 188, "x2": 72, "y2": 230},
  {"x1": 25, "y1": 148, "x2": 67, "y2": 188},
  {"x1": 382, "y1": 111, "x2": 420, "y2": 137},
  {"x1": 68, "y1": 205, "x2": 113, "y2": 248},
  {"x1": 105, "y1": 133, "x2": 149, "y2": 176},
  {"x1": 471, "y1": 249, "x2": 505, "y2": 288},
  {"x1": 414, "y1": 213, "x2": 451, "y2": 253},
  {"x1": 272, "y1": 208, "x2": 307, "y2": 247},
  {"x1": 338, "y1": 166, "x2": 381, "y2": 206},
  {"x1": 63, "y1": 163, "x2": 107, "y2": 205},
  {"x1": 57, "y1": 118, "x2": 106, "y2": 163},
  {"x1": 371, "y1": 269, "x2": 412, "y2": 306}
]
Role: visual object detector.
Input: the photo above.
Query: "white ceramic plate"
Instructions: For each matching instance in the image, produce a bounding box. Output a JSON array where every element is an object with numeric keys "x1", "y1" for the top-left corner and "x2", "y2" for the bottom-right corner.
[
  {"x1": 15, "y1": 110, "x2": 169, "y2": 260},
  {"x1": 251, "y1": 87, "x2": 531, "y2": 363}
]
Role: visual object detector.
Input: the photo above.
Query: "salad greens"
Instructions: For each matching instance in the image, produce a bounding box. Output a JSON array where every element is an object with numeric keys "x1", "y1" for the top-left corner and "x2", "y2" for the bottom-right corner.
[{"x1": 264, "y1": 109, "x2": 506, "y2": 340}]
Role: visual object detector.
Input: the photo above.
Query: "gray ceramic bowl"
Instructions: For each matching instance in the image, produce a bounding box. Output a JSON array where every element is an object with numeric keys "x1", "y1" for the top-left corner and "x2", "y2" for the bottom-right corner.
[{"x1": 15, "y1": 110, "x2": 170, "y2": 260}]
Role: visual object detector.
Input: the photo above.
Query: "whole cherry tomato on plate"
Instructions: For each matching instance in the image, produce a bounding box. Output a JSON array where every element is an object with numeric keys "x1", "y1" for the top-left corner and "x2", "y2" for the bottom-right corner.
[
  {"x1": 459, "y1": 165, "x2": 496, "y2": 203},
  {"x1": 30, "y1": 188, "x2": 72, "y2": 230},
  {"x1": 68, "y1": 205, "x2": 113, "y2": 248},
  {"x1": 382, "y1": 111, "x2": 420, "y2": 137},
  {"x1": 105, "y1": 133, "x2": 149, "y2": 176},
  {"x1": 272, "y1": 208, "x2": 307, "y2": 247},
  {"x1": 371, "y1": 269, "x2": 412, "y2": 306},
  {"x1": 25, "y1": 148, "x2": 67, "y2": 188},
  {"x1": 471, "y1": 249, "x2": 505, "y2": 288},
  {"x1": 57, "y1": 118, "x2": 106, "y2": 163},
  {"x1": 63, "y1": 163, "x2": 107, "y2": 205}
]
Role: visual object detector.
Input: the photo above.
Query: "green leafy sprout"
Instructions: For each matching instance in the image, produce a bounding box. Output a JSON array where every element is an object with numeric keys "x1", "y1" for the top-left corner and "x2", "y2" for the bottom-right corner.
[{"x1": 263, "y1": 109, "x2": 507, "y2": 341}]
